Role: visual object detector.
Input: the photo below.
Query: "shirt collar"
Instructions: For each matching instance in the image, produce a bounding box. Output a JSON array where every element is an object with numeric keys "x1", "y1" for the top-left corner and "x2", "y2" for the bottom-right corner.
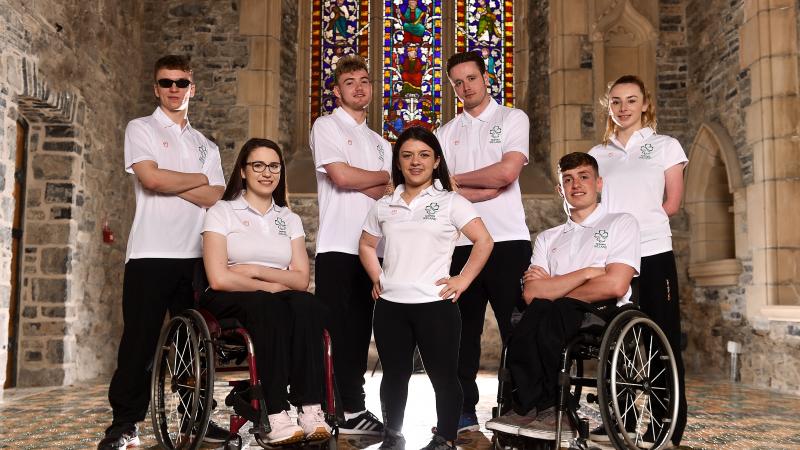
[
  {"x1": 563, "y1": 202, "x2": 607, "y2": 232},
  {"x1": 231, "y1": 192, "x2": 281, "y2": 216},
  {"x1": 333, "y1": 106, "x2": 367, "y2": 129},
  {"x1": 389, "y1": 179, "x2": 445, "y2": 206},
  {"x1": 152, "y1": 106, "x2": 192, "y2": 132},
  {"x1": 609, "y1": 126, "x2": 654, "y2": 151},
  {"x1": 460, "y1": 97, "x2": 499, "y2": 125}
]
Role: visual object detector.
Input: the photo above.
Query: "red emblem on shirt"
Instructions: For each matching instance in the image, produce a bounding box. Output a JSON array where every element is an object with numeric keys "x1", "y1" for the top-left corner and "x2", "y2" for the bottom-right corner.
[
  {"x1": 347, "y1": 139, "x2": 352, "y2": 145},
  {"x1": 242, "y1": 220, "x2": 250, "y2": 227},
  {"x1": 454, "y1": 140, "x2": 460, "y2": 145},
  {"x1": 162, "y1": 141, "x2": 169, "y2": 148}
]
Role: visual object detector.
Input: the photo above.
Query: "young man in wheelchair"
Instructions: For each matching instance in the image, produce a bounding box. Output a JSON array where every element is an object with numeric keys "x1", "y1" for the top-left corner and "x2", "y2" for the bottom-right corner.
[{"x1": 486, "y1": 151, "x2": 640, "y2": 439}]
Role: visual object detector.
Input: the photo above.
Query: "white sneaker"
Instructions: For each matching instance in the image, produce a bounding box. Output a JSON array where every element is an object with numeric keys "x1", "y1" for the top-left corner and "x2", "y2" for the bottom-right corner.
[
  {"x1": 265, "y1": 410, "x2": 305, "y2": 445},
  {"x1": 298, "y1": 404, "x2": 332, "y2": 441}
]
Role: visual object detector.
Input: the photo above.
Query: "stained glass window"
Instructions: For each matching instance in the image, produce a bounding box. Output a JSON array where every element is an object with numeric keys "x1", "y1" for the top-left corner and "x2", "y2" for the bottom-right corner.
[
  {"x1": 381, "y1": 0, "x2": 443, "y2": 141},
  {"x1": 310, "y1": 0, "x2": 371, "y2": 122},
  {"x1": 455, "y1": 0, "x2": 513, "y2": 109}
]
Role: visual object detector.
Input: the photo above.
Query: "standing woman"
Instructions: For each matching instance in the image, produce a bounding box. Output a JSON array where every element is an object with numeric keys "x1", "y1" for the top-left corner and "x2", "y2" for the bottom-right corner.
[
  {"x1": 202, "y1": 138, "x2": 331, "y2": 445},
  {"x1": 588, "y1": 75, "x2": 688, "y2": 446},
  {"x1": 359, "y1": 127, "x2": 493, "y2": 450}
]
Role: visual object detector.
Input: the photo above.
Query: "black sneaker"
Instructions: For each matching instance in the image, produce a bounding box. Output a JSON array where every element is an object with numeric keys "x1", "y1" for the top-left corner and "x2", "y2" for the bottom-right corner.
[
  {"x1": 97, "y1": 423, "x2": 140, "y2": 450},
  {"x1": 589, "y1": 425, "x2": 610, "y2": 442},
  {"x1": 340, "y1": 410, "x2": 384, "y2": 435},
  {"x1": 202, "y1": 419, "x2": 233, "y2": 443},
  {"x1": 379, "y1": 428, "x2": 406, "y2": 450},
  {"x1": 420, "y1": 435, "x2": 455, "y2": 450}
]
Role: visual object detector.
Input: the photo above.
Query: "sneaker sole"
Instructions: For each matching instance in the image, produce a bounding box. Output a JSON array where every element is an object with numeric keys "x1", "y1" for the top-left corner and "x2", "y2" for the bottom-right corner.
[
  {"x1": 339, "y1": 428, "x2": 383, "y2": 436},
  {"x1": 457, "y1": 424, "x2": 480, "y2": 433},
  {"x1": 305, "y1": 428, "x2": 333, "y2": 442},
  {"x1": 265, "y1": 430, "x2": 306, "y2": 445},
  {"x1": 486, "y1": 421, "x2": 520, "y2": 435},
  {"x1": 125, "y1": 437, "x2": 141, "y2": 448}
]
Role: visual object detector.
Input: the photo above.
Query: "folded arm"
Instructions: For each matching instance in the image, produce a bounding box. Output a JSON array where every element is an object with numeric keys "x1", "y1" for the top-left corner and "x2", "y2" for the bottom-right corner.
[
  {"x1": 453, "y1": 152, "x2": 526, "y2": 189},
  {"x1": 565, "y1": 263, "x2": 636, "y2": 302},
  {"x1": 324, "y1": 162, "x2": 391, "y2": 199},
  {"x1": 203, "y1": 232, "x2": 289, "y2": 293},
  {"x1": 178, "y1": 185, "x2": 224, "y2": 208},
  {"x1": 522, "y1": 265, "x2": 605, "y2": 304},
  {"x1": 228, "y1": 237, "x2": 311, "y2": 292},
  {"x1": 131, "y1": 160, "x2": 209, "y2": 195}
]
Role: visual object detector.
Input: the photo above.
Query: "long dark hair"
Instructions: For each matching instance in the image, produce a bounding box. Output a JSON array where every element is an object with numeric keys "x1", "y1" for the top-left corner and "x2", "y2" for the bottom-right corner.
[
  {"x1": 392, "y1": 127, "x2": 453, "y2": 191},
  {"x1": 222, "y1": 138, "x2": 288, "y2": 207}
]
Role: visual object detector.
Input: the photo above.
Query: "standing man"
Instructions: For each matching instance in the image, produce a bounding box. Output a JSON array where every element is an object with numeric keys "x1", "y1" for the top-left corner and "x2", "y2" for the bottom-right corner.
[
  {"x1": 310, "y1": 55, "x2": 391, "y2": 435},
  {"x1": 98, "y1": 55, "x2": 227, "y2": 449},
  {"x1": 436, "y1": 50, "x2": 532, "y2": 432}
]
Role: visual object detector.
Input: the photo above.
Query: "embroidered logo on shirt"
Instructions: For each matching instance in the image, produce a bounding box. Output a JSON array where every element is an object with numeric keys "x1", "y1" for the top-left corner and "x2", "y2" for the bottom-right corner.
[
  {"x1": 162, "y1": 141, "x2": 169, "y2": 148},
  {"x1": 489, "y1": 125, "x2": 502, "y2": 144},
  {"x1": 639, "y1": 143, "x2": 654, "y2": 160},
  {"x1": 198, "y1": 144, "x2": 208, "y2": 164},
  {"x1": 275, "y1": 217, "x2": 288, "y2": 236},
  {"x1": 593, "y1": 230, "x2": 609, "y2": 249},
  {"x1": 377, "y1": 144, "x2": 385, "y2": 162},
  {"x1": 423, "y1": 202, "x2": 440, "y2": 221}
]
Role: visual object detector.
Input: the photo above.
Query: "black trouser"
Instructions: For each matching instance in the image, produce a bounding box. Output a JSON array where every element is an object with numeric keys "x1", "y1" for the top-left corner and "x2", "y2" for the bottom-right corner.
[
  {"x1": 639, "y1": 251, "x2": 687, "y2": 445},
  {"x1": 200, "y1": 289, "x2": 327, "y2": 414},
  {"x1": 373, "y1": 299, "x2": 463, "y2": 441},
  {"x1": 314, "y1": 252, "x2": 375, "y2": 413},
  {"x1": 450, "y1": 240, "x2": 532, "y2": 413},
  {"x1": 108, "y1": 258, "x2": 198, "y2": 425},
  {"x1": 507, "y1": 298, "x2": 616, "y2": 414}
]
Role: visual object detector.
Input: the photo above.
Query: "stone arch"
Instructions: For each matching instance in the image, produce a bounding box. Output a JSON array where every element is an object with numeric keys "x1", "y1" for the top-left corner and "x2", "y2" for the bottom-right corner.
[
  {"x1": 685, "y1": 122, "x2": 744, "y2": 287},
  {"x1": 4, "y1": 57, "x2": 88, "y2": 387},
  {"x1": 591, "y1": 0, "x2": 658, "y2": 141}
]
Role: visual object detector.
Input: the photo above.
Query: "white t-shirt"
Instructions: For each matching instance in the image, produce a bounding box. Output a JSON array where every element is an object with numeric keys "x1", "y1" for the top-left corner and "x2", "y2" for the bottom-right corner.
[
  {"x1": 203, "y1": 194, "x2": 305, "y2": 269},
  {"x1": 124, "y1": 107, "x2": 226, "y2": 262},
  {"x1": 530, "y1": 203, "x2": 641, "y2": 306},
  {"x1": 363, "y1": 181, "x2": 479, "y2": 304},
  {"x1": 589, "y1": 127, "x2": 687, "y2": 256},
  {"x1": 435, "y1": 98, "x2": 530, "y2": 245},
  {"x1": 310, "y1": 107, "x2": 392, "y2": 255}
]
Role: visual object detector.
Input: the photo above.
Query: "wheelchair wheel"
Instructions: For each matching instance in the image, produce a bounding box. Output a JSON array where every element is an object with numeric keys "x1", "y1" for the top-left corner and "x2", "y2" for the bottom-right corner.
[
  {"x1": 150, "y1": 312, "x2": 214, "y2": 449},
  {"x1": 597, "y1": 310, "x2": 678, "y2": 450},
  {"x1": 184, "y1": 309, "x2": 216, "y2": 444}
]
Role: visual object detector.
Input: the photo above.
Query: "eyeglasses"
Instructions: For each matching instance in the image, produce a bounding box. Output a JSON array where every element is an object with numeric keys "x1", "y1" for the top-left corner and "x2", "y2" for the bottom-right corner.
[
  {"x1": 245, "y1": 161, "x2": 282, "y2": 174},
  {"x1": 157, "y1": 78, "x2": 192, "y2": 89}
]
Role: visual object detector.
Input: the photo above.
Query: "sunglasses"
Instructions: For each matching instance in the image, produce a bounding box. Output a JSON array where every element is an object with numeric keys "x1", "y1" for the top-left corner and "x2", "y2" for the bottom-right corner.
[{"x1": 157, "y1": 78, "x2": 192, "y2": 89}]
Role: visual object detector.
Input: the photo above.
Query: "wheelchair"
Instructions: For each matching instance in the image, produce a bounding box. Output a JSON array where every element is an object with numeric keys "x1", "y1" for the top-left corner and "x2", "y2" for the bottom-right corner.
[
  {"x1": 149, "y1": 265, "x2": 339, "y2": 450},
  {"x1": 488, "y1": 302, "x2": 679, "y2": 450}
]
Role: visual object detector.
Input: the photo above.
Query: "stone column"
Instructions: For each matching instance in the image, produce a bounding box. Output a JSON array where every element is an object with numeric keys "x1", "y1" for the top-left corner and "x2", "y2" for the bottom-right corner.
[
  {"x1": 740, "y1": 0, "x2": 800, "y2": 311},
  {"x1": 238, "y1": 0, "x2": 283, "y2": 141},
  {"x1": 549, "y1": 0, "x2": 594, "y2": 176}
]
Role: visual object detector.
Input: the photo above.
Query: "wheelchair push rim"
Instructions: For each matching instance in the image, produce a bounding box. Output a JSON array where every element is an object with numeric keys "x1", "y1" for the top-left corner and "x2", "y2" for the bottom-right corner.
[
  {"x1": 150, "y1": 312, "x2": 215, "y2": 449},
  {"x1": 599, "y1": 311, "x2": 679, "y2": 450}
]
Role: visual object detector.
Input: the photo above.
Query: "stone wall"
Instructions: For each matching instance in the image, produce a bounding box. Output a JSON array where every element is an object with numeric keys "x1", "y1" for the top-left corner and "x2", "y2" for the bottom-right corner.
[
  {"x1": 527, "y1": 0, "x2": 551, "y2": 179},
  {"x1": 139, "y1": 0, "x2": 249, "y2": 173},
  {"x1": 0, "y1": 0, "x2": 144, "y2": 391},
  {"x1": 279, "y1": 0, "x2": 300, "y2": 162}
]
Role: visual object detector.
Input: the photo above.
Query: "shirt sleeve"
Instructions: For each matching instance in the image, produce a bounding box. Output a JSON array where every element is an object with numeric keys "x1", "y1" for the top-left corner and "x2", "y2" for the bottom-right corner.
[
  {"x1": 362, "y1": 202, "x2": 383, "y2": 238},
  {"x1": 202, "y1": 140, "x2": 226, "y2": 187},
  {"x1": 530, "y1": 231, "x2": 550, "y2": 274},
  {"x1": 287, "y1": 212, "x2": 306, "y2": 240},
  {"x1": 310, "y1": 117, "x2": 346, "y2": 173},
  {"x1": 435, "y1": 124, "x2": 456, "y2": 171},
  {"x1": 203, "y1": 202, "x2": 230, "y2": 236},
  {"x1": 502, "y1": 109, "x2": 530, "y2": 162},
  {"x1": 124, "y1": 120, "x2": 156, "y2": 174},
  {"x1": 662, "y1": 137, "x2": 688, "y2": 171},
  {"x1": 606, "y1": 213, "x2": 641, "y2": 275},
  {"x1": 450, "y1": 193, "x2": 480, "y2": 229},
  {"x1": 380, "y1": 138, "x2": 393, "y2": 173}
]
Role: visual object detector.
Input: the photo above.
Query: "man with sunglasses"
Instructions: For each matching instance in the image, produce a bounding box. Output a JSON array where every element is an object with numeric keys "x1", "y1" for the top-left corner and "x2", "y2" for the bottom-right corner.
[{"x1": 98, "y1": 55, "x2": 227, "y2": 450}]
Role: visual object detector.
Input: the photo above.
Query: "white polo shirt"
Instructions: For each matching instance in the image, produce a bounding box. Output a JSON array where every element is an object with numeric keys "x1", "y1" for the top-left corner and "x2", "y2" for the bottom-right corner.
[
  {"x1": 124, "y1": 107, "x2": 226, "y2": 262},
  {"x1": 363, "y1": 181, "x2": 479, "y2": 304},
  {"x1": 588, "y1": 127, "x2": 687, "y2": 256},
  {"x1": 435, "y1": 98, "x2": 530, "y2": 246},
  {"x1": 310, "y1": 107, "x2": 392, "y2": 255},
  {"x1": 530, "y1": 203, "x2": 640, "y2": 306},
  {"x1": 203, "y1": 194, "x2": 305, "y2": 269}
]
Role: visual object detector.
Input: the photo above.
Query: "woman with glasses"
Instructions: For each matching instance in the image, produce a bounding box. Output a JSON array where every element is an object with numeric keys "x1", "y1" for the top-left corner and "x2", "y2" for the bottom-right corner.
[{"x1": 201, "y1": 138, "x2": 331, "y2": 445}]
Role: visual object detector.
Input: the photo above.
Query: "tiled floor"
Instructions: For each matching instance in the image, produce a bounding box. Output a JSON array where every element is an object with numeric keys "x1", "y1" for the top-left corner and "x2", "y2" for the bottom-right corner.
[{"x1": 1, "y1": 373, "x2": 799, "y2": 449}]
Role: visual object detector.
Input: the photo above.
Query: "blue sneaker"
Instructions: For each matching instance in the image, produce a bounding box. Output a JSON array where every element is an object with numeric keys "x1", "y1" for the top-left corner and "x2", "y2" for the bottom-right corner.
[{"x1": 457, "y1": 412, "x2": 479, "y2": 433}]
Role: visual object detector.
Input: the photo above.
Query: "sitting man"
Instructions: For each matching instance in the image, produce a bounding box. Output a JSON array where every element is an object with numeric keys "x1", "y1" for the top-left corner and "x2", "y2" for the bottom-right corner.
[{"x1": 486, "y1": 151, "x2": 640, "y2": 440}]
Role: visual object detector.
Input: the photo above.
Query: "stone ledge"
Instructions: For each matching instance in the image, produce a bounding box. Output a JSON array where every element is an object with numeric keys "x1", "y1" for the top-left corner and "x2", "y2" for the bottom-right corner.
[
  {"x1": 688, "y1": 258, "x2": 742, "y2": 286},
  {"x1": 759, "y1": 305, "x2": 800, "y2": 322}
]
